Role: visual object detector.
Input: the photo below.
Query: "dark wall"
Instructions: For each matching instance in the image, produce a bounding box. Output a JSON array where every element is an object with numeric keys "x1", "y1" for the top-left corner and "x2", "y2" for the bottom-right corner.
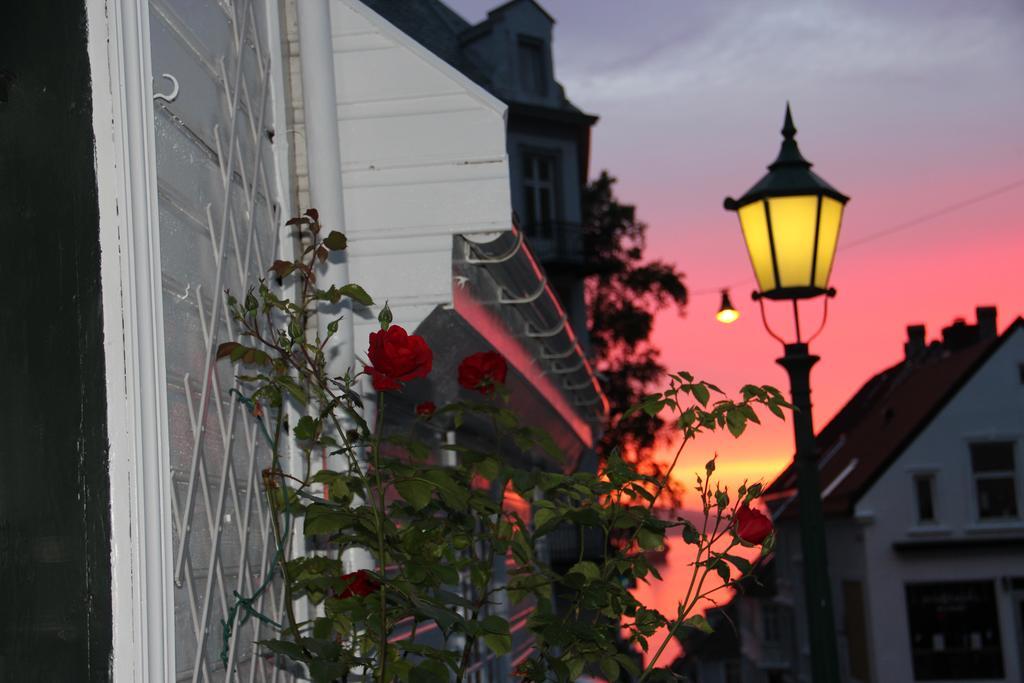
[{"x1": 0, "y1": 1, "x2": 113, "y2": 680}]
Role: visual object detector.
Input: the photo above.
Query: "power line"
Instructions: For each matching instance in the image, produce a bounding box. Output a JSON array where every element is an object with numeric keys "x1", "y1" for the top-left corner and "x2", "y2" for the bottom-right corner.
[{"x1": 689, "y1": 177, "x2": 1024, "y2": 297}]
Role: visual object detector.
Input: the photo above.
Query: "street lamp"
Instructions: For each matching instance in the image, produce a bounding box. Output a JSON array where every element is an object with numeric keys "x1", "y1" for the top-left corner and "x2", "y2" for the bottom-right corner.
[
  {"x1": 724, "y1": 104, "x2": 847, "y2": 683},
  {"x1": 715, "y1": 290, "x2": 740, "y2": 324}
]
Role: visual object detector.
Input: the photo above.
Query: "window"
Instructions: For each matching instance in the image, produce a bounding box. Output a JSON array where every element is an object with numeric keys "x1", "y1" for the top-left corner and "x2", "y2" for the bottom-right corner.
[
  {"x1": 522, "y1": 152, "x2": 557, "y2": 238},
  {"x1": 905, "y1": 581, "x2": 1004, "y2": 679},
  {"x1": 518, "y1": 36, "x2": 547, "y2": 96},
  {"x1": 914, "y1": 474, "x2": 936, "y2": 523},
  {"x1": 970, "y1": 441, "x2": 1018, "y2": 519}
]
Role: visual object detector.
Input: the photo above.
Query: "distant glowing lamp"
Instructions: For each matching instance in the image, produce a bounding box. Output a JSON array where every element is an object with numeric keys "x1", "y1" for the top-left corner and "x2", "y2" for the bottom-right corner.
[
  {"x1": 724, "y1": 104, "x2": 849, "y2": 301},
  {"x1": 715, "y1": 290, "x2": 740, "y2": 324}
]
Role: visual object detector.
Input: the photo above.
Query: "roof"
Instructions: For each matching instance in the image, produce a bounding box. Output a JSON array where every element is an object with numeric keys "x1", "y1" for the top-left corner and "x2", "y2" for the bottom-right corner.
[
  {"x1": 360, "y1": 0, "x2": 590, "y2": 118},
  {"x1": 767, "y1": 315, "x2": 1024, "y2": 518},
  {"x1": 359, "y1": 0, "x2": 493, "y2": 87}
]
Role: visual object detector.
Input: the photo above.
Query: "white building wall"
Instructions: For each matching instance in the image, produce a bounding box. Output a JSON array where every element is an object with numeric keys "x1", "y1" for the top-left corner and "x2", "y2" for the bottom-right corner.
[
  {"x1": 286, "y1": 0, "x2": 512, "y2": 344},
  {"x1": 856, "y1": 326, "x2": 1024, "y2": 683}
]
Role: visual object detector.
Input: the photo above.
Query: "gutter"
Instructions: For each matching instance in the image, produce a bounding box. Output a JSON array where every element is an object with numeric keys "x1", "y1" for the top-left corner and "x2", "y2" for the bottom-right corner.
[{"x1": 455, "y1": 227, "x2": 610, "y2": 444}]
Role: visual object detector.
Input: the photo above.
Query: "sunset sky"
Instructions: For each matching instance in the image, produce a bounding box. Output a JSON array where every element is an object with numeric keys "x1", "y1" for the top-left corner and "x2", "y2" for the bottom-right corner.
[
  {"x1": 443, "y1": 1, "x2": 1024, "y2": 664},
  {"x1": 450, "y1": 0, "x2": 1024, "y2": 492}
]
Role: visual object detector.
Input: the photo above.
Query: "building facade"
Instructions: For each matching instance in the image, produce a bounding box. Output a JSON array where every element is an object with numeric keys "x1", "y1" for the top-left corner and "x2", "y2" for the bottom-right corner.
[{"x1": 2, "y1": 0, "x2": 605, "y2": 680}]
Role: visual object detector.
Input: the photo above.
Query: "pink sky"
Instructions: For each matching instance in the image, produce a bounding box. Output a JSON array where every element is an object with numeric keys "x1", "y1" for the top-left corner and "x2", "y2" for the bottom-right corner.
[{"x1": 447, "y1": 0, "x2": 1024, "y2": 489}]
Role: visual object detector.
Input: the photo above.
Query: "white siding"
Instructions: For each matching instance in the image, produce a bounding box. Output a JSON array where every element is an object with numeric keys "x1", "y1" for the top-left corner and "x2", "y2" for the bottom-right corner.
[{"x1": 286, "y1": 0, "x2": 512, "y2": 341}]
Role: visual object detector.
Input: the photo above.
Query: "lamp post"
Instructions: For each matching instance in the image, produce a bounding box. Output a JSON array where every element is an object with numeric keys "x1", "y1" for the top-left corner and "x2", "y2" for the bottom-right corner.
[{"x1": 724, "y1": 104, "x2": 847, "y2": 683}]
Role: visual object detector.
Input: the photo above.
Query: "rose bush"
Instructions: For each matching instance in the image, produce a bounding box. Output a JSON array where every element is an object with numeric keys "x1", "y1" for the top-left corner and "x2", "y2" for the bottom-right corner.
[{"x1": 218, "y1": 210, "x2": 786, "y2": 683}]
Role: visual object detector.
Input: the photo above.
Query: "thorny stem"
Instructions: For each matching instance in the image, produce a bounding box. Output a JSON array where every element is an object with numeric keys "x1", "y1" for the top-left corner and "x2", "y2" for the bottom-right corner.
[
  {"x1": 638, "y1": 468, "x2": 743, "y2": 682},
  {"x1": 371, "y1": 391, "x2": 389, "y2": 683},
  {"x1": 265, "y1": 405, "x2": 307, "y2": 653},
  {"x1": 456, "y1": 411, "x2": 506, "y2": 683}
]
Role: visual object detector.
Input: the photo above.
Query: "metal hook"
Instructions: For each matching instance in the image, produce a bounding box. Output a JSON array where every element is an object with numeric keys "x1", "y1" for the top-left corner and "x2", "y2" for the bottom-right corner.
[{"x1": 153, "y1": 73, "x2": 180, "y2": 103}]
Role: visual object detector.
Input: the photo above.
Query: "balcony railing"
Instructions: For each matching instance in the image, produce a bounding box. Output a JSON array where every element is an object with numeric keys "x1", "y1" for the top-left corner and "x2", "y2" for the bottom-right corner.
[{"x1": 523, "y1": 221, "x2": 584, "y2": 268}]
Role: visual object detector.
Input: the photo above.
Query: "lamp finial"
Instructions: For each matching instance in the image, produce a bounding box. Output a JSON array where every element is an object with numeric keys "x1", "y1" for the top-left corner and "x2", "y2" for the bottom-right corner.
[
  {"x1": 783, "y1": 102, "x2": 796, "y2": 140},
  {"x1": 770, "y1": 102, "x2": 810, "y2": 170}
]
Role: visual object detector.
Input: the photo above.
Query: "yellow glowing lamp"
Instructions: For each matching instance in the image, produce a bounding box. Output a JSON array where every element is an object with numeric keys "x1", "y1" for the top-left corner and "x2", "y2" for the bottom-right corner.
[
  {"x1": 716, "y1": 290, "x2": 740, "y2": 324},
  {"x1": 724, "y1": 105, "x2": 849, "y2": 300}
]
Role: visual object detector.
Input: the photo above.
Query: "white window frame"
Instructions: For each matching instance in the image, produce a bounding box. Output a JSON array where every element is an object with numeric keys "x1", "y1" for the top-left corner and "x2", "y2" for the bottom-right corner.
[{"x1": 965, "y1": 436, "x2": 1022, "y2": 526}]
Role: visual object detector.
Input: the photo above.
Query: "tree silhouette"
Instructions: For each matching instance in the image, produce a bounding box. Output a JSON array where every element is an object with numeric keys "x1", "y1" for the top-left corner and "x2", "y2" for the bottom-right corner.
[{"x1": 584, "y1": 171, "x2": 688, "y2": 470}]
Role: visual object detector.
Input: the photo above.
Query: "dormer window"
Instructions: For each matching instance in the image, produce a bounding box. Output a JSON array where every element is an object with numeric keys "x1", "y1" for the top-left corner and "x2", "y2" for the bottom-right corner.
[{"x1": 518, "y1": 36, "x2": 547, "y2": 96}]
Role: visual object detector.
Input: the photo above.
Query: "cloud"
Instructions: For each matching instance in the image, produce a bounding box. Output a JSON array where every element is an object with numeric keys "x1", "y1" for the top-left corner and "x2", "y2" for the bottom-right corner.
[{"x1": 554, "y1": 0, "x2": 1024, "y2": 105}]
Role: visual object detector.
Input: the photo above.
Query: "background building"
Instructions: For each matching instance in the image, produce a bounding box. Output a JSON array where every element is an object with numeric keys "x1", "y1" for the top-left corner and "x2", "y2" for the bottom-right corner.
[
  {"x1": 360, "y1": 0, "x2": 598, "y2": 344},
  {"x1": 687, "y1": 309, "x2": 1024, "y2": 683}
]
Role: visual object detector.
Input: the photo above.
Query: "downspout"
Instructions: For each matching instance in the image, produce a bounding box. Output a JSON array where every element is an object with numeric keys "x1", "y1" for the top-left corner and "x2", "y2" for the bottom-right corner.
[
  {"x1": 296, "y1": 0, "x2": 371, "y2": 573},
  {"x1": 297, "y1": 0, "x2": 353, "y2": 367}
]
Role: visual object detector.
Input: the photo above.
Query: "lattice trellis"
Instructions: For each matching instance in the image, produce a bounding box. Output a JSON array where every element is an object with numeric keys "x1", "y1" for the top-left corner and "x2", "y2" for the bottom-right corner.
[{"x1": 152, "y1": 0, "x2": 291, "y2": 680}]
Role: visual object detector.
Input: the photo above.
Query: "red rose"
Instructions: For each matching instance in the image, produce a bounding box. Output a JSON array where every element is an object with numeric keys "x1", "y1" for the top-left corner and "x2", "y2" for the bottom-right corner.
[
  {"x1": 458, "y1": 351, "x2": 508, "y2": 395},
  {"x1": 415, "y1": 401, "x2": 436, "y2": 418},
  {"x1": 365, "y1": 325, "x2": 433, "y2": 391},
  {"x1": 338, "y1": 569, "x2": 380, "y2": 598},
  {"x1": 734, "y1": 503, "x2": 773, "y2": 545}
]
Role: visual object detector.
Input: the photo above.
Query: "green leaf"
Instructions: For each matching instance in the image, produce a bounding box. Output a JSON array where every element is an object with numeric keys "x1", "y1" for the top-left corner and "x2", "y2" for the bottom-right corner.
[
  {"x1": 723, "y1": 553, "x2": 752, "y2": 574},
  {"x1": 410, "y1": 660, "x2": 448, "y2": 683},
  {"x1": 424, "y1": 470, "x2": 469, "y2": 511},
  {"x1": 303, "y1": 505, "x2": 351, "y2": 535},
  {"x1": 216, "y1": 341, "x2": 240, "y2": 360},
  {"x1": 312, "y1": 617, "x2": 333, "y2": 640},
  {"x1": 481, "y1": 615, "x2": 510, "y2": 635},
  {"x1": 475, "y1": 457, "x2": 500, "y2": 481},
  {"x1": 276, "y1": 376, "x2": 308, "y2": 406},
  {"x1": 258, "y1": 639, "x2": 306, "y2": 661},
  {"x1": 482, "y1": 633, "x2": 512, "y2": 656},
  {"x1": 338, "y1": 283, "x2": 373, "y2": 306},
  {"x1": 395, "y1": 478, "x2": 434, "y2": 511},
  {"x1": 269, "y1": 260, "x2": 296, "y2": 279},
  {"x1": 683, "y1": 614, "x2": 714, "y2": 634},
  {"x1": 681, "y1": 520, "x2": 700, "y2": 545},
  {"x1": 638, "y1": 527, "x2": 664, "y2": 551},
  {"x1": 692, "y1": 383, "x2": 710, "y2": 406},
  {"x1": 293, "y1": 415, "x2": 317, "y2": 440},
  {"x1": 533, "y1": 507, "x2": 559, "y2": 532},
  {"x1": 614, "y1": 653, "x2": 641, "y2": 677},
  {"x1": 322, "y1": 230, "x2": 347, "y2": 251},
  {"x1": 567, "y1": 560, "x2": 600, "y2": 583},
  {"x1": 600, "y1": 658, "x2": 621, "y2": 682}
]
